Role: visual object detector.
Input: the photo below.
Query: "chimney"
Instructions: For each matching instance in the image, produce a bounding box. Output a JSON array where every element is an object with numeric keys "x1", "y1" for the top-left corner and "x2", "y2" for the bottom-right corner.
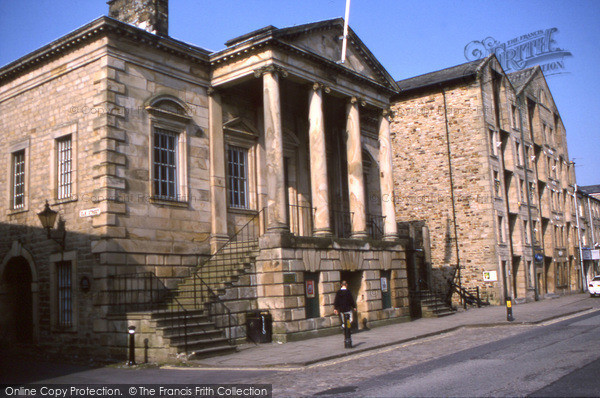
[{"x1": 108, "y1": 0, "x2": 168, "y2": 37}]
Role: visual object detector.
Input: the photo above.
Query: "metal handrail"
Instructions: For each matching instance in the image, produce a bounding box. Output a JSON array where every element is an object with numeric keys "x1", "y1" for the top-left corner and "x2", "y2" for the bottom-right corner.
[
  {"x1": 451, "y1": 282, "x2": 490, "y2": 307},
  {"x1": 332, "y1": 209, "x2": 354, "y2": 238},
  {"x1": 288, "y1": 204, "x2": 315, "y2": 237},
  {"x1": 180, "y1": 207, "x2": 266, "y2": 342},
  {"x1": 367, "y1": 213, "x2": 385, "y2": 240},
  {"x1": 107, "y1": 272, "x2": 189, "y2": 354}
]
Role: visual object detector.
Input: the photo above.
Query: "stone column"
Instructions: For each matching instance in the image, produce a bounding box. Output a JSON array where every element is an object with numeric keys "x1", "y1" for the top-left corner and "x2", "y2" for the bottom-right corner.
[
  {"x1": 262, "y1": 67, "x2": 288, "y2": 232},
  {"x1": 346, "y1": 97, "x2": 367, "y2": 239},
  {"x1": 208, "y1": 89, "x2": 229, "y2": 252},
  {"x1": 378, "y1": 110, "x2": 398, "y2": 240},
  {"x1": 308, "y1": 83, "x2": 331, "y2": 236}
]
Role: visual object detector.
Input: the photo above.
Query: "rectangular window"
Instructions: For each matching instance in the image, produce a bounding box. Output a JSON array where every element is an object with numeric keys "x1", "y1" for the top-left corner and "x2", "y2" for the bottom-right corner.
[
  {"x1": 227, "y1": 146, "x2": 248, "y2": 209},
  {"x1": 57, "y1": 135, "x2": 72, "y2": 200},
  {"x1": 511, "y1": 104, "x2": 517, "y2": 128},
  {"x1": 498, "y1": 215, "x2": 505, "y2": 243},
  {"x1": 57, "y1": 261, "x2": 72, "y2": 328},
  {"x1": 524, "y1": 220, "x2": 530, "y2": 244},
  {"x1": 515, "y1": 141, "x2": 522, "y2": 166},
  {"x1": 12, "y1": 150, "x2": 25, "y2": 209},
  {"x1": 493, "y1": 170, "x2": 501, "y2": 196},
  {"x1": 153, "y1": 128, "x2": 178, "y2": 200},
  {"x1": 489, "y1": 129, "x2": 498, "y2": 156}
]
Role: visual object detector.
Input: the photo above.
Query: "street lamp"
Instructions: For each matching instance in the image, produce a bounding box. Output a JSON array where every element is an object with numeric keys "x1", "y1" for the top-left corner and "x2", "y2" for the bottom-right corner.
[{"x1": 37, "y1": 200, "x2": 66, "y2": 248}]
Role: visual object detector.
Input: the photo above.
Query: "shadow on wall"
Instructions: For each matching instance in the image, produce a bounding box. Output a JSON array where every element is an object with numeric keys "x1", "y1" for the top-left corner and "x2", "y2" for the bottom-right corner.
[
  {"x1": 0, "y1": 220, "x2": 201, "y2": 361},
  {"x1": 430, "y1": 265, "x2": 456, "y2": 305}
]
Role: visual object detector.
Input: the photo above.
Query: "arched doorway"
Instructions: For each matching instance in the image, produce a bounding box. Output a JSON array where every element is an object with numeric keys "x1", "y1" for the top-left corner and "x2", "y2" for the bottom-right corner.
[{"x1": 1, "y1": 257, "x2": 33, "y2": 343}]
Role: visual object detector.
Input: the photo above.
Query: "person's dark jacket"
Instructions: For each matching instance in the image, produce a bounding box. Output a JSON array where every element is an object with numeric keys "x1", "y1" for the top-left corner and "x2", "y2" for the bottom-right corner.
[{"x1": 334, "y1": 288, "x2": 356, "y2": 312}]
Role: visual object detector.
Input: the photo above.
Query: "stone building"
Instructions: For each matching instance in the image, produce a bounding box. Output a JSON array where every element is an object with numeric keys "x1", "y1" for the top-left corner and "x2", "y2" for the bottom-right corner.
[
  {"x1": 0, "y1": 0, "x2": 409, "y2": 361},
  {"x1": 390, "y1": 55, "x2": 581, "y2": 304},
  {"x1": 575, "y1": 187, "x2": 600, "y2": 281}
]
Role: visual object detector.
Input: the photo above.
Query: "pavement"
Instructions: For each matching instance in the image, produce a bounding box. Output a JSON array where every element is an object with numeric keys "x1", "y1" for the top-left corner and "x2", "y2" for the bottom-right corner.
[{"x1": 183, "y1": 293, "x2": 598, "y2": 369}]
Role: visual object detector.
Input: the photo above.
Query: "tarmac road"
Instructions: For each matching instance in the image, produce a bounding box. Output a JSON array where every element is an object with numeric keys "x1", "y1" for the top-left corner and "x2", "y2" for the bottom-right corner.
[{"x1": 319, "y1": 310, "x2": 600, "y2": 397}]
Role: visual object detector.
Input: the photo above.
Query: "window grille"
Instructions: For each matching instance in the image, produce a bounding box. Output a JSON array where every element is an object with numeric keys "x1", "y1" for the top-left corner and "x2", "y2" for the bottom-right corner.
[
  {"x1": 227, "y1": 146, "x2": 248, "y2": 209},
  {"x1": 57, "y1": 136, "x2": 72, "y2": 199},
  {"x1": 12, "y1": 150, "x2": 25, "y2": 209},
  {"x1": 153, "y1": 128, "x2": 178, "y2": 200},
  {"x1": 57, "y1": 261, "x2": 72, "y2": 328}
]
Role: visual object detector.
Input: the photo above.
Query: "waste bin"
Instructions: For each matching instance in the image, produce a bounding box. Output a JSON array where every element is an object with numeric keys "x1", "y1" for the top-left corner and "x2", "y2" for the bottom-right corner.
[{"x1": 246, "y1": 310, "x2": 272, "y2": 343}]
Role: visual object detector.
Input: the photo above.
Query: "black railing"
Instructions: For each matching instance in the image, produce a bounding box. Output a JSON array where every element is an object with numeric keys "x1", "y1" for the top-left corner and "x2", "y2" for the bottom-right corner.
[
  {"x1": 451, "y1": 283, "x2": 490, "y2": 307},
  {"x1": 107, "y1": 272, "x2": 189, "y2": 353},
  {"x1": 367, "y1": 213, "x2": 385, "y2": 240},
  {"x1": 288, "y1": 204, "x2": 315, "y2": 237},
  {"x1": 332, "y1": 209, "x2": 353, "y2": 238},
  {"x1": 175, "y1": 207, "x2": 266, "y2": 341}
]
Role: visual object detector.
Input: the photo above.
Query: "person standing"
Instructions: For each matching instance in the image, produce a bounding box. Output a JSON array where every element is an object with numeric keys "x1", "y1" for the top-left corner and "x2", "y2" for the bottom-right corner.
[{"x1": 333, "y1": 280, "x2": 356, "y2": 329}]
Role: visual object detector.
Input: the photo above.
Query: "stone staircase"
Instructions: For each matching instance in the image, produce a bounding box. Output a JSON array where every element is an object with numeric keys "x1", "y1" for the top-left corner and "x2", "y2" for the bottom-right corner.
[
  {"x1": 419, "y1": 291, "x2": 456, "y2": 318},
  {"x1": 155, "y1": 241, "x2": 260, "y2": 359}
]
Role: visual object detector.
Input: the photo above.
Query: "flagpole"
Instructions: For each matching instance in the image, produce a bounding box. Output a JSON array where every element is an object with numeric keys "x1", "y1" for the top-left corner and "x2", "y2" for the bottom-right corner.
[{"x1": 339, "y1": 0, "x2": 351, "y2": 64}]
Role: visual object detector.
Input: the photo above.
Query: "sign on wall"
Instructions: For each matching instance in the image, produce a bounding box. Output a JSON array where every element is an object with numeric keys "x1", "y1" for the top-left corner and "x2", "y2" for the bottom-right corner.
[
  {"x1": 306, "y1": 280, "x2": 315, "y2": 298},
  {"x1": 483, "y1": 271, "x2": 498, "y2": 282}
]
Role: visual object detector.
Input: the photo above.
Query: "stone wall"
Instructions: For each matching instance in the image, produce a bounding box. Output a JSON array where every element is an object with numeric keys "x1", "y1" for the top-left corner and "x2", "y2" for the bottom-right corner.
[
  {"x1": 255, "y1": 236, "x2": 409, "y2": 342},
  {"x1": 390, "y1": 77, "x2": 499, "y2": 299}
]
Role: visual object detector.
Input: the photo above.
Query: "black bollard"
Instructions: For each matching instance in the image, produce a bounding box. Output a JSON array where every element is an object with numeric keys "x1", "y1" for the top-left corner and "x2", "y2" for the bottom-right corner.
[
  {"x1": 128, "y1": 326, "x2": 136, "y2": 365},
  {"x1": 506, "y1": 297, "x2": 514, "y2": 322},
  {"x1": 344, "y1": 313, "x2": 352, "y2": 348}
]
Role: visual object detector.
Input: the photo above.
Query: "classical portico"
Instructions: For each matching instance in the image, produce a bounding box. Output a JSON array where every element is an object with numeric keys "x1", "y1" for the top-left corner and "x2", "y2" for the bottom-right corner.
[
  {"x1": 205, "y1": 19, "x2": 407, "y2": 341},
  {"x1": 209, "y1": 48, "x2": 399, "y2": 243}
]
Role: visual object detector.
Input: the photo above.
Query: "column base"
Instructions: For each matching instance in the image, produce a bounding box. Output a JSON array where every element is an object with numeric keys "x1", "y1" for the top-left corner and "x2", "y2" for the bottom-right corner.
[
  {"x1": 210, "y1": 234, "x2": 230, "y2": 254},
  {"x1": 260, "y1": 228, "x2": 293, "y2": 249},
  {"x1": 312, "y1": 228, "x2": 333, "y2": 237},
  {"x1": 383, "y1": 234, "x2": 399, "y2": 242},
  {"x1": 350, "y1": 231, "x2": 369, "y2": 240}
]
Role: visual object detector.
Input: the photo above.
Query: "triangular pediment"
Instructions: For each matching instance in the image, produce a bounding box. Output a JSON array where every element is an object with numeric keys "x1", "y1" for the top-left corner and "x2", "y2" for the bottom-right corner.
[
  {"x1": 276, "y1": 19, "x2": 397, "y2": 90},
  {"x1": 223, "y1": 117, "x2": 258, "y2": 139}
]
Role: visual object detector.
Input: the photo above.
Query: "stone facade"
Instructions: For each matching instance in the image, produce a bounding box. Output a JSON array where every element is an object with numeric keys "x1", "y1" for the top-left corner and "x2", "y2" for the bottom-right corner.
[
  {"x1": 0, "y1": 1, "x2": 409, "y2": 361},
  {"x1": 390, "y1": 55, "x2": 581, "y2": 304}
]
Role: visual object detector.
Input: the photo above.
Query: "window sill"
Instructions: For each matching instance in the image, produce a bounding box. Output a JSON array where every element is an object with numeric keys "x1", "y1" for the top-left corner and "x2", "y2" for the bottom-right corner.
[
  {"x1": 53, "y1": 197, "x2": 78, "y2": 206},
  {"x1": 227, "y1": 207, "x2": 258, "y2": 216},
  {"x1": 51, "y1": 327, "x2": 77, "y2": 333},
  {"x1": 7, "y1": 208, "x2": 28, "y2": 216},
  {"x1": 149, "y1": 197, "x2": 189, "y2": 208}
]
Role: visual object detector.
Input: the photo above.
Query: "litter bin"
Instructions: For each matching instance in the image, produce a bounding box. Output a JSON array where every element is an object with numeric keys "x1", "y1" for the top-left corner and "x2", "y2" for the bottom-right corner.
[{"x1": 246, "y1": 310, "x2": 272, "y2": 343}]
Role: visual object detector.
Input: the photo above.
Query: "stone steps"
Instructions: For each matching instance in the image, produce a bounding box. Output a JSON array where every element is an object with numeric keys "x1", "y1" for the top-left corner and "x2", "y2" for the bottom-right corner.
[
  {"x1": 145, "y1": 241, "x2": 259, "y2": 358},
  {"x1": 418, "y1": 291, "x2": 456, "y2": 318}
]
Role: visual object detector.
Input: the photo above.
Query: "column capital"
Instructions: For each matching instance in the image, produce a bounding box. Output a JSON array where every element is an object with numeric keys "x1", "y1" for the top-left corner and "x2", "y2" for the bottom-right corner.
[
  {"x1": 254, "y1": 64, "x2": 289, "y2": 79},
  {"x1": 348, "y1": 96, "x2": 367, "y2": 107},
  {"x1": 381, "y1": 108, "x2": 392, "y2": 118},
  {"x1": 311, "y1": 82, "x2": 331, "y2": 94},
  {"x1": 207, "y1": 86, "x2": 217, "y2": 96}
]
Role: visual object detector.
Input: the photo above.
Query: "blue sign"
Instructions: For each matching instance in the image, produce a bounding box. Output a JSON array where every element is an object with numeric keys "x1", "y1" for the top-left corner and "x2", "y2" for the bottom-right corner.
[{"x1": 534, "y1": 253, "x2": 544, "y2": 263}]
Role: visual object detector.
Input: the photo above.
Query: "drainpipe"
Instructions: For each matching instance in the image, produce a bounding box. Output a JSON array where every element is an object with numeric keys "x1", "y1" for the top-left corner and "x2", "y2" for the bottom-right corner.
[
  {"x1": 516, "y1": 94, "x2": 539, "y2": 301},
  {"x1": 587, "y1": 195, "x2": 598, "y2": 275},
  {"x1": 574, "y1": 184, "x2": 586, "y2": 291},
  {"x1": 441, "y1": 86, "x2": 463, "y2": 307}
]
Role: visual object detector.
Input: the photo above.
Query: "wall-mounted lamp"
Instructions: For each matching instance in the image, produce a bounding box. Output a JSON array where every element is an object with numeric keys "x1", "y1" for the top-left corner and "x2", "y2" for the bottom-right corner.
[{"x1": 37, "y1": 200, "x2": 66, "y2": 249}]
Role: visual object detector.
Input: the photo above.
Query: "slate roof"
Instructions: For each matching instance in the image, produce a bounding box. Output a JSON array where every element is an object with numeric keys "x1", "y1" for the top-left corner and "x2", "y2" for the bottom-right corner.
[
  {"x1": 580, "y1": 185, "x2": 600, "y2": 194},
  {"x1": 395, "y1": 57, "x2": 489, "y2": 94}
]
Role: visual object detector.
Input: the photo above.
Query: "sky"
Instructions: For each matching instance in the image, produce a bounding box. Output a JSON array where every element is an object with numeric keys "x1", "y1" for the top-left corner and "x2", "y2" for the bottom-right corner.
[{"x1": 0, "y1": 0, "x2": 598, "y2": 185}]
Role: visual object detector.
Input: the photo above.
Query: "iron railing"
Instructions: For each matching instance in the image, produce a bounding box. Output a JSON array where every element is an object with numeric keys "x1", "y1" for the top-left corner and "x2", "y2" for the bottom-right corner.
[
  {"x1": 288, "y1": 204, "x2": 315, "y2": 237},
  {"x1": 332, "y1": 209, "x2": 353, "y2": 238},
  {"x1": 177, "y1": 207, "x2": 266, "y2": 340},
  {"x1": 367, "y1": 213, "x2": 385, "y2": 240},
  {"x1": 451, "y1": 283, "x2": 490, "y2": 307},
  {"x1": 107, "y1": 272, "x2": 189, "y2": 353}
]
